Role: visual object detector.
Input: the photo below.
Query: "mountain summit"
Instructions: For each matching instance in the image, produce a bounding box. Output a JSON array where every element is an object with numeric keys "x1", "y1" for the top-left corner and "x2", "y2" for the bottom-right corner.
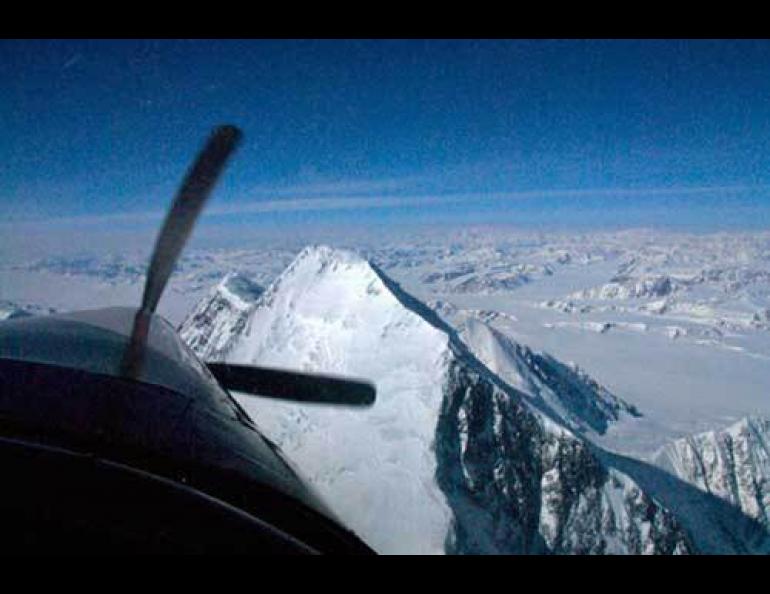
[{"x1": 182, "y1": 245, "x2": 692, "y2": 554}]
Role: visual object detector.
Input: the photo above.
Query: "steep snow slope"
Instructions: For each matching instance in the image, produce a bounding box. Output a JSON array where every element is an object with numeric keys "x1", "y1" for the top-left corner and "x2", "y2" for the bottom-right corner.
[
  {"x1": 195, "y1": 247, "x2": 456, "y2": 553},
  {"x1": 178, "y1": 272, "x2": 263, "y2": 359},
  {"x1": 184, "y1": 246, "x2": 692, "y2": 554},
  {"x1": 654, "y1": 416, "x2": 770, "y2": 543},
  {"x1": 459, "y1": 318, "x2": 641, "y2": 436}
]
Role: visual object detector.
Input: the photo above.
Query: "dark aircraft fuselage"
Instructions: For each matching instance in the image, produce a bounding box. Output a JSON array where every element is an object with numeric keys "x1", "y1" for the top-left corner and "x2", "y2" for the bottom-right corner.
[{"x1": 0, "y1": 307, "x2": 373, "y2": 554}]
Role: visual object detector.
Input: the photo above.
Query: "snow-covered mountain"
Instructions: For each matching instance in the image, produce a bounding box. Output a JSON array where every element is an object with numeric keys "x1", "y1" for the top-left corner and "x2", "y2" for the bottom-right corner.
[
  {"x1": 182, "y1": 245, "x2": 693, "y2": 554},
  {"x1": 0, "y1": 302, "x2": 32, "y2": 321},
  {"x1": 570, "y1": 274, "x2": 678, "y2": 301},
  {"x1": 654, "y1": 416, "x2": 770, "y2": 548},
  {"x1": 418, "y1": 264, "x2": 553, "y2": 295},
  {"x1": 458, "y1": 318, "x2": 641, "y2": 436},
  {"x1": 0, "y1": 300, "x2": 55, "y2": 321},
  {"x1": 179, "y1": 272, "x2": 263, "y2": 359}
]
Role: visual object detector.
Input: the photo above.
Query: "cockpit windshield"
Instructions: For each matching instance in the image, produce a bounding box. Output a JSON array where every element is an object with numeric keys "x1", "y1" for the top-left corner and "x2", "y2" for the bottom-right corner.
[{"x1": 0, "y1": 307, "x2": 226, "y2": 407}]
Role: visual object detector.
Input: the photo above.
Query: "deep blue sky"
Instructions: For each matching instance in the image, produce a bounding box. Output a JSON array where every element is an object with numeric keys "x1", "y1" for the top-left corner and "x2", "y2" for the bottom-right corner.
[{"x1": 3, "y1": 39, "x2": 770, "y2": 230}]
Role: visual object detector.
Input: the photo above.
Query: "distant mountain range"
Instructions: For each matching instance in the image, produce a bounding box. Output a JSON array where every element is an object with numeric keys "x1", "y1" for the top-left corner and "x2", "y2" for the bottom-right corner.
[{"x1": 0, "y1": 300, "x2": 56, "y2": 321}]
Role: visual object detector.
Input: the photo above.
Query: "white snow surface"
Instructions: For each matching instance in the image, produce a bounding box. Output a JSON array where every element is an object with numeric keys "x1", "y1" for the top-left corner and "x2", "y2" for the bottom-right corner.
[{"x1": 202, "y1": 246, "x2": 455, "y2": 554}]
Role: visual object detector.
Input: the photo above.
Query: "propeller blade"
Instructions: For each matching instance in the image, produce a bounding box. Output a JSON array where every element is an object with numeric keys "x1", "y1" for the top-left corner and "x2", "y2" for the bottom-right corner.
[
  {"x1": 140, "y1": 125, "x2": 242, "y2": 315},
  {"x1": 207, "y1": 363, "x2": 377, "y2": 407},
  {"x1": 122, "y1": 125, "x2": 242, "y2": 379}
]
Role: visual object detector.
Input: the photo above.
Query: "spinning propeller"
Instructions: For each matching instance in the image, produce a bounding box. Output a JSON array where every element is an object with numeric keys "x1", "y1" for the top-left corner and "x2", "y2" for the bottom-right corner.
[{"x1": 121, "y1": 126, "x2": 376, "y2": 407}]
